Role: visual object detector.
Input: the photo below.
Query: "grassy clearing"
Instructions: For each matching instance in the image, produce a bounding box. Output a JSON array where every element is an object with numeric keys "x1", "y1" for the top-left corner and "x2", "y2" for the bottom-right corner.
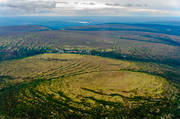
[
  {"x1": 0, "y1": 53, "x2": 178, "y2": 118},
  {"x1": 0, "y1": 53, "x2": 177, "y2": 90},
  {"x1": 61, "y1": 71, "x2": 169, "y2": 101}
]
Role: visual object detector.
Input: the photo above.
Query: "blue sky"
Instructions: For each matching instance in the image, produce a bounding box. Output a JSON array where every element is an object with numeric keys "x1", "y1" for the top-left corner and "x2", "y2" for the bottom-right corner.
[{"x1": 0, "y1": 0, "x2": 180, "y2": 16}]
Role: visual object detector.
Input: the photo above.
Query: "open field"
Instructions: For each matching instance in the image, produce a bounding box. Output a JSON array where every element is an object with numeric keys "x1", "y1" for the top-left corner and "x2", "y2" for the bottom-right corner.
[{"x1": 0, "y1": 53, "x2": 178, "y2": 118}]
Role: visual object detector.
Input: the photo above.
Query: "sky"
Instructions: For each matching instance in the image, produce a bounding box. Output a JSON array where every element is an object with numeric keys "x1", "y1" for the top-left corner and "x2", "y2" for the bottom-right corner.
[{"x1": 0, "y1": 0, "x2": 180, "y2": 16}]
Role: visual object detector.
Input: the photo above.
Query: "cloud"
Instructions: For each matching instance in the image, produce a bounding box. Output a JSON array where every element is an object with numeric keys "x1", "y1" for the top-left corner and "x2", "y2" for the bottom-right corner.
[
  {"x1": 56, "y1": 1, "x2": 106, "y2": 10},
  {"x1": 56, "y1": 2, "x2": 69, "y2": 4},
  {"x1": 0, "y1": 0, "x2": 179, "y2": 16},
  {"x1": 105, "y1": 3, "x2": 148, "y2": 8}
]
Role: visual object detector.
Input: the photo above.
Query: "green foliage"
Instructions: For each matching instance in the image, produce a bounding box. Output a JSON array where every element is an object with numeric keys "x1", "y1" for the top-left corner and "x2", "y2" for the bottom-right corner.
[{"x1": 0, "y1": 54, "x2": 179, "y2": 118}]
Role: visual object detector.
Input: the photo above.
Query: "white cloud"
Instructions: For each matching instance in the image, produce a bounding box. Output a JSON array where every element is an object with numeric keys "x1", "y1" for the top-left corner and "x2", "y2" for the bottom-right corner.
[
  {"x1": 0, "y1": 0, "x2": 180, "y2": 16},
  {"x1": 56, "y1": 1, "x2": 110, "y2": 10}
]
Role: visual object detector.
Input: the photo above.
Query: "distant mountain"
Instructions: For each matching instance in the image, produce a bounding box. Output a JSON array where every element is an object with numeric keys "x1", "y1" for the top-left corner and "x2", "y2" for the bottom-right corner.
[
  {"x1": 0, "y1": 16, "x2": 179, "y2": 30},
  {"x1": 0, "y1": 25, "x2": 50, "y2": 36},
  {"x1": 64, "y1": 23, "x2": 180, "y2": 36}
]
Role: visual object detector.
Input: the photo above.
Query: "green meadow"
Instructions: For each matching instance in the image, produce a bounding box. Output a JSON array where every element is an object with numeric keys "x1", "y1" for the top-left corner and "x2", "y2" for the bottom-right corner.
[{"x1": 0, "y1": 54, "x2": 178, "y2": 118}]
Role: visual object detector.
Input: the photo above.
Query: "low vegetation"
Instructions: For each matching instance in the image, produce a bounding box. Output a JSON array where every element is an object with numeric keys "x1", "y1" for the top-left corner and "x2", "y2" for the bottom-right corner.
[{"x1": 0, "y1": 54, "x2": 179, "y2": 118}]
